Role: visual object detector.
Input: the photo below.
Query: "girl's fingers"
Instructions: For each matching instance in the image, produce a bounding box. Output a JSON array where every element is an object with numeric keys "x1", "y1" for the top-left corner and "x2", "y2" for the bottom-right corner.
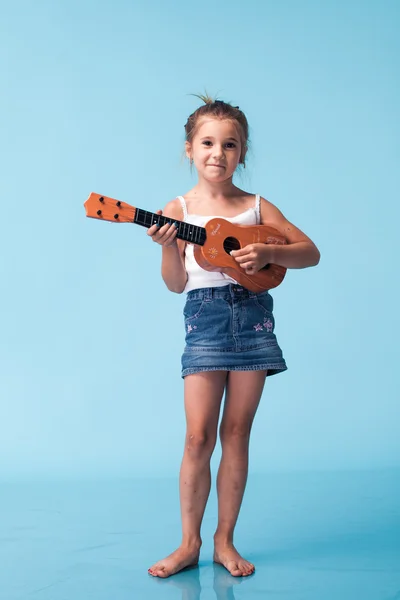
[
  {"x1": 164, "y1": 222, "x2": 177, "y2": 236},
  {"x1": 159, "y1": 227, "x2": 178, "y2": 246},
  {"x1": 147, "y1": 208, "x2": 178, "y2": 245},
  {"x1": 165, "y1": 231, "x2": 178, "y2": 246},
  {"x1": 147, "y1": 210, "x2": 163, "y2": 234},
  {"x1": 147, "y1": 224, "x2": 159, "y2": 236},
  {"x1": 239, "y1": 261, "x2": 254, "y2": 270},
  {"x1": 149, "y1": 222, "x2": 178, "y2": 245},
  {"x1": 148, "y1": 222, "x2": 169, "y2": 238},
  {"x1": 232, "y1": 254, "x2": 251, "y2": 264},
  {"x1": 241, "y1": 263, "x2": 258, "y2": 274},
  {"x1": 157, "y1": 223, "x2": 176, "y2": 239}
]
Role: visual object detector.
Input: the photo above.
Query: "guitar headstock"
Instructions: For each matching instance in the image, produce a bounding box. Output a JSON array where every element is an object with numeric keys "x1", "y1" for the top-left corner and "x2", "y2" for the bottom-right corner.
[{"x1": 84, "y1": 193, "x2": 136, "y2": 223}]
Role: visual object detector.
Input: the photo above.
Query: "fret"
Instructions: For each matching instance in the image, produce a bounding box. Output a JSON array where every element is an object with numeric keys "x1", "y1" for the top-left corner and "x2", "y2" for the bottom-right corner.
[
  {"x1": 133, "y1": 207, "x2": 206, "y2": 246},
  {"x1": 177, "y1": 221, "x2": 183, "y2": 239}
]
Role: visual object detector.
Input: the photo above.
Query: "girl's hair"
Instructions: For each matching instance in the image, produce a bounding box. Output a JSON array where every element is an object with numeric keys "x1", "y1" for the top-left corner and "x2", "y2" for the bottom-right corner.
[{"x1": 184, "y1": 94, "x2": 249, "y2": 165}]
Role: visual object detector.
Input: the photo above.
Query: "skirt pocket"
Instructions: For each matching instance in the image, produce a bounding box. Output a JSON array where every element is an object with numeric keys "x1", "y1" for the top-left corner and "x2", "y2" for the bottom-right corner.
[
  {"x1": 183, "y1": 298, "x2": 206, "y2": 322},
  {"x1": 252, "y1": 291, "x2": 274, "y2": 314}
]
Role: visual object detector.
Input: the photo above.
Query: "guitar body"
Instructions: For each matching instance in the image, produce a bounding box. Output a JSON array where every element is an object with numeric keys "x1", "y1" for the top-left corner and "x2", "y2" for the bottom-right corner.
[{"x1": 193, "y1": 218, "x2": 287, "y2": 292}]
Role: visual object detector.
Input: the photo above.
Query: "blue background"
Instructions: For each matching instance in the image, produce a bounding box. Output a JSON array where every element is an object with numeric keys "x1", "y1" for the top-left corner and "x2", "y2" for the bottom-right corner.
[
  {"x1": 1, "y1": 2, "x2": 400, "y2": 598},
  {"x1": 0, "y1": 1, "x2": 398, "y2": 479}
]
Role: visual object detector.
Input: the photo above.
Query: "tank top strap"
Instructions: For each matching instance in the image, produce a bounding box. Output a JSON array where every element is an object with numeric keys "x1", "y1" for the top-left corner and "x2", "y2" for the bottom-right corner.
[
  {"x1": 254, "y1": 194, "x2": 261, "y2": 223},
  {"x1": 177, "y1": 196, "x2": 188, "y2": 221}
]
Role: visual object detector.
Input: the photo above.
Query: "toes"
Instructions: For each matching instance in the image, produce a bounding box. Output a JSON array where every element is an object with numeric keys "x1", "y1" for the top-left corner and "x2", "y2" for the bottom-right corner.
[
  {"x1": 240, "y1": 562, "x2": 255, "y2": 576},
  {"x1": 247, "y1": 564, "x2": 255, "y2": 575},
  {"x1": 148, "y1": 565, "x2": 167, "y2": 578},
  {"x1": 156, "y1": 568, "x2": 169, "y2": 578},
  {"x1": 215, "y1": 550, "x2": 255, "y2": 577},
  {"x1": 246, "y1": 564, "x2": 255, "y2": 575},
  {"x1": 149, "y1": 568, "x2": 168, "y2": 578},
  {"x1": 227, "y1": 561, "x2": 242, "y2": 576}
]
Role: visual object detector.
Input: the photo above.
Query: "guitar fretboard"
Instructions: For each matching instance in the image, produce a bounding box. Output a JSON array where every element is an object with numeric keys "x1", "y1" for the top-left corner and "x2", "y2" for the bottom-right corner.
[{"x1": 134, "y1": 208, "x2": 206, "y2": 246}]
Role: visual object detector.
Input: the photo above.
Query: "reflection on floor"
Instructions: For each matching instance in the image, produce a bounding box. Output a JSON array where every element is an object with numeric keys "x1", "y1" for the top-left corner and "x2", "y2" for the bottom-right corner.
[{"x1": 1, "y1": 469, "x2": 399, "y2": 599}]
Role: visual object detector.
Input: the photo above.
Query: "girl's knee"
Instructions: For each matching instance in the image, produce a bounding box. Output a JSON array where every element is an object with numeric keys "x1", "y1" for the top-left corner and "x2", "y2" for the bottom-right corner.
[
  {"x1": 219, "y1": 422, "x2": 251, "y2": 445},
  {"x1": 185, "y1": 431, "x2": 216, "y2": 460}
]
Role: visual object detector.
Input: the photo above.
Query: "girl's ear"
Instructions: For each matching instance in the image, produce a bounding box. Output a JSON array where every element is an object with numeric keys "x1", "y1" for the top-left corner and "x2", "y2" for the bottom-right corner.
[
  {"x1": 240, "y1": 145, "x2": 248, "y2": 164},
  {"x1": 185, "y1": 141, "x2": 192, "y2": 161}
]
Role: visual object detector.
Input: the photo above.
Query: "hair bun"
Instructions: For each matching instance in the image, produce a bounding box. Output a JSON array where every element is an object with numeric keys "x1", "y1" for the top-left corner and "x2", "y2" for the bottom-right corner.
[{"x1": 190, "y1": 93, "x2": 217, "y2": 105}]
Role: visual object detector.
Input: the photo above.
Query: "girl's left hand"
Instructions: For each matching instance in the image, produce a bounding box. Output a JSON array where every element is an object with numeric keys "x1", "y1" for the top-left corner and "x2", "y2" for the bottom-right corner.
[{"x1": 230, "y1": 243, "x2": 272, "y2": 275}]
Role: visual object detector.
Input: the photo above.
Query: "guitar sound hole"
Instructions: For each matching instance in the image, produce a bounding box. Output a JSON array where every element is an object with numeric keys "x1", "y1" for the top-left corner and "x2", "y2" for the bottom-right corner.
[
  {"x1": 224, "y1": 236, "x2": 241, "y2": 254},
  {"x1": 261, "y1": 263, "x2": 271, "y2": 270}
]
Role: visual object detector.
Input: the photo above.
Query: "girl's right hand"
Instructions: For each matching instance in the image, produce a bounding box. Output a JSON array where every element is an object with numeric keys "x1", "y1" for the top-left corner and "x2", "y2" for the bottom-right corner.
[{"x1": 147, "y1": 210, "x2": 178, "y2": 247}]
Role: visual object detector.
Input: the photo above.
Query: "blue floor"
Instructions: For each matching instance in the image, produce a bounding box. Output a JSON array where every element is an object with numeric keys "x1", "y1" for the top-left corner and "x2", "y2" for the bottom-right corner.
[{"x1": 1, "y1": 469, "x2": 399, "y2": 600}]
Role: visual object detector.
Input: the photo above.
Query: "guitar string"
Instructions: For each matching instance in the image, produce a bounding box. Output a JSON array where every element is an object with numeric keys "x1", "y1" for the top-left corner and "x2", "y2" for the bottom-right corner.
[
  {"x1": 99, "y1": 207, "x2": 277, "y2": 253},
  {"x1": 135, "y1": 209, "x2": 268, "y2": 252}
]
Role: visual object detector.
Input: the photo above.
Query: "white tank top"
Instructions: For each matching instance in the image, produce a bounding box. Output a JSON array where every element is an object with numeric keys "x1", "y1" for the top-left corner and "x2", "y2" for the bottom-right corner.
[{"x1": 178, "y1": 195, "x2": 261, "y2": 293}]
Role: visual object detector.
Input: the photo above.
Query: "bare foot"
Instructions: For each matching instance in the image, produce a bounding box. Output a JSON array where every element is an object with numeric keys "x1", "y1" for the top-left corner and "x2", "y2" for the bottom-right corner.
[
  {"x1": 213, "y1": 540, "x2": 255, "y2": 577},
  {"x1": 148, "y1": 544, "x2": 200, "y2": 578}
]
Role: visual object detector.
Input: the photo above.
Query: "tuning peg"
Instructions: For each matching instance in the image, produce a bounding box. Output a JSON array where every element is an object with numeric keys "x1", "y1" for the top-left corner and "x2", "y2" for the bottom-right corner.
[
  {"x1": 116, "y1": 201, "x2": 121, "y2": 207},
  {"x1": 97, "y1": 210, "x2": 102, "y2": 215},
  {"x1": 99, "y1": 197, "x2": 104, "y2": 203},
  {"x1": 114, "y1": 214, "x2": 119, "y2": 219}
]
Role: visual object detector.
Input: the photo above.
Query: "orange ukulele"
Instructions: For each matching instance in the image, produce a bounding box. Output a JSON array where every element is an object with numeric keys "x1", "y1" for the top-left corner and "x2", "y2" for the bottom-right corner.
[{"x1": 84, "y1": 193, "x2": 287, "y2": 292}]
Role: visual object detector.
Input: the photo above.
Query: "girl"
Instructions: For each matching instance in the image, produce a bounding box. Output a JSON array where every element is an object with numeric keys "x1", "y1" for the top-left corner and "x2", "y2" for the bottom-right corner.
[{"x1": 147, "y1": 96, "x2": 320, "y2": 578}]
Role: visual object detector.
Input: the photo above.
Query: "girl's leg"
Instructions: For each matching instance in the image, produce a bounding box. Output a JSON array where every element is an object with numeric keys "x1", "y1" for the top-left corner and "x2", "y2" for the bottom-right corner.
[
  {"x1": 213, "y1": 370, "x2": 267, "y2": 576},
  {"x1": 149, "y1": 371, "x2": 227, "y2": 578}
]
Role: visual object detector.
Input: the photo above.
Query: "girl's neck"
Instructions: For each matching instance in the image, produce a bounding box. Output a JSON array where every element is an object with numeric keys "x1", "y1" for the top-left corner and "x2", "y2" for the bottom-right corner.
[{"x1": 191, "y1": 178, "x2": 241, "y2": 201}]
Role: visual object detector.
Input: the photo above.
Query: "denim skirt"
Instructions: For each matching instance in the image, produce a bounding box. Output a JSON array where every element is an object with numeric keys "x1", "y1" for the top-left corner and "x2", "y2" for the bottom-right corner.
[{"x1": 181, "y1": 284, "x2": 287, "y2": 378}]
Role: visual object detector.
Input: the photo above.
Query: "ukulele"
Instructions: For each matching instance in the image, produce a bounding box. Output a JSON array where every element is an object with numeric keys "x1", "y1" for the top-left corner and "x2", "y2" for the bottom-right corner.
[{"x1": 84, "y1": 192, "x2": 287, "y2": 292}]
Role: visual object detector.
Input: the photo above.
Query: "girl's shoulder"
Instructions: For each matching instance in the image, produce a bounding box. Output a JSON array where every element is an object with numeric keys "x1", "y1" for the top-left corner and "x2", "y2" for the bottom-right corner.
[
  {"x1": 162, "y1": 197, "x2": 186, "y2": 220},
  {"x1": 259, "y1": 196, "x2": 283, "y2": 218}
]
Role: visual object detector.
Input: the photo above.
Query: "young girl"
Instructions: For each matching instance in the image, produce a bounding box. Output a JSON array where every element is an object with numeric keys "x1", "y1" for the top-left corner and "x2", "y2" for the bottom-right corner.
[{"x1": 147, "y1": 96, "x2": 320, "y2": 579}]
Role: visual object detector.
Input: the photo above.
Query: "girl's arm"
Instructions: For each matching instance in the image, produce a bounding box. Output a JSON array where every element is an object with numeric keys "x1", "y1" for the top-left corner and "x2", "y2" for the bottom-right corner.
[
  {"x1": 259, "y1": 198, "x2": 320, "y2": 268},
  {"x1": 231, "y1": 198, "x2": 320, "y2": 273},
  {"x1": 147, "y1": 199, "x2": 188, "y2": 293}
]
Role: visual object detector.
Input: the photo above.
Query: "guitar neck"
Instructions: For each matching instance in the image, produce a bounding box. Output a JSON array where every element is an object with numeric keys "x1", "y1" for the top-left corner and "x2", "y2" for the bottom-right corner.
[{"x1": 134, "y1": 208, "x2": 206, "y2": 246}]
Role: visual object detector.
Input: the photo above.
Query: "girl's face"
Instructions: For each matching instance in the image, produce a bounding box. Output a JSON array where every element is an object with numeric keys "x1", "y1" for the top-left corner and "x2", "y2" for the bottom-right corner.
[{"x1": 186, "y1": 118, "x2": 244, "y2": 183}]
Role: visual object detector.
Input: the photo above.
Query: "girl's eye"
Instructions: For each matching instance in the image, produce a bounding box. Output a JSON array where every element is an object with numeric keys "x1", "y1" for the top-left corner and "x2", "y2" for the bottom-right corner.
[{"x1": 202, "y1": 141, "x2": 236, "y2": 148}]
